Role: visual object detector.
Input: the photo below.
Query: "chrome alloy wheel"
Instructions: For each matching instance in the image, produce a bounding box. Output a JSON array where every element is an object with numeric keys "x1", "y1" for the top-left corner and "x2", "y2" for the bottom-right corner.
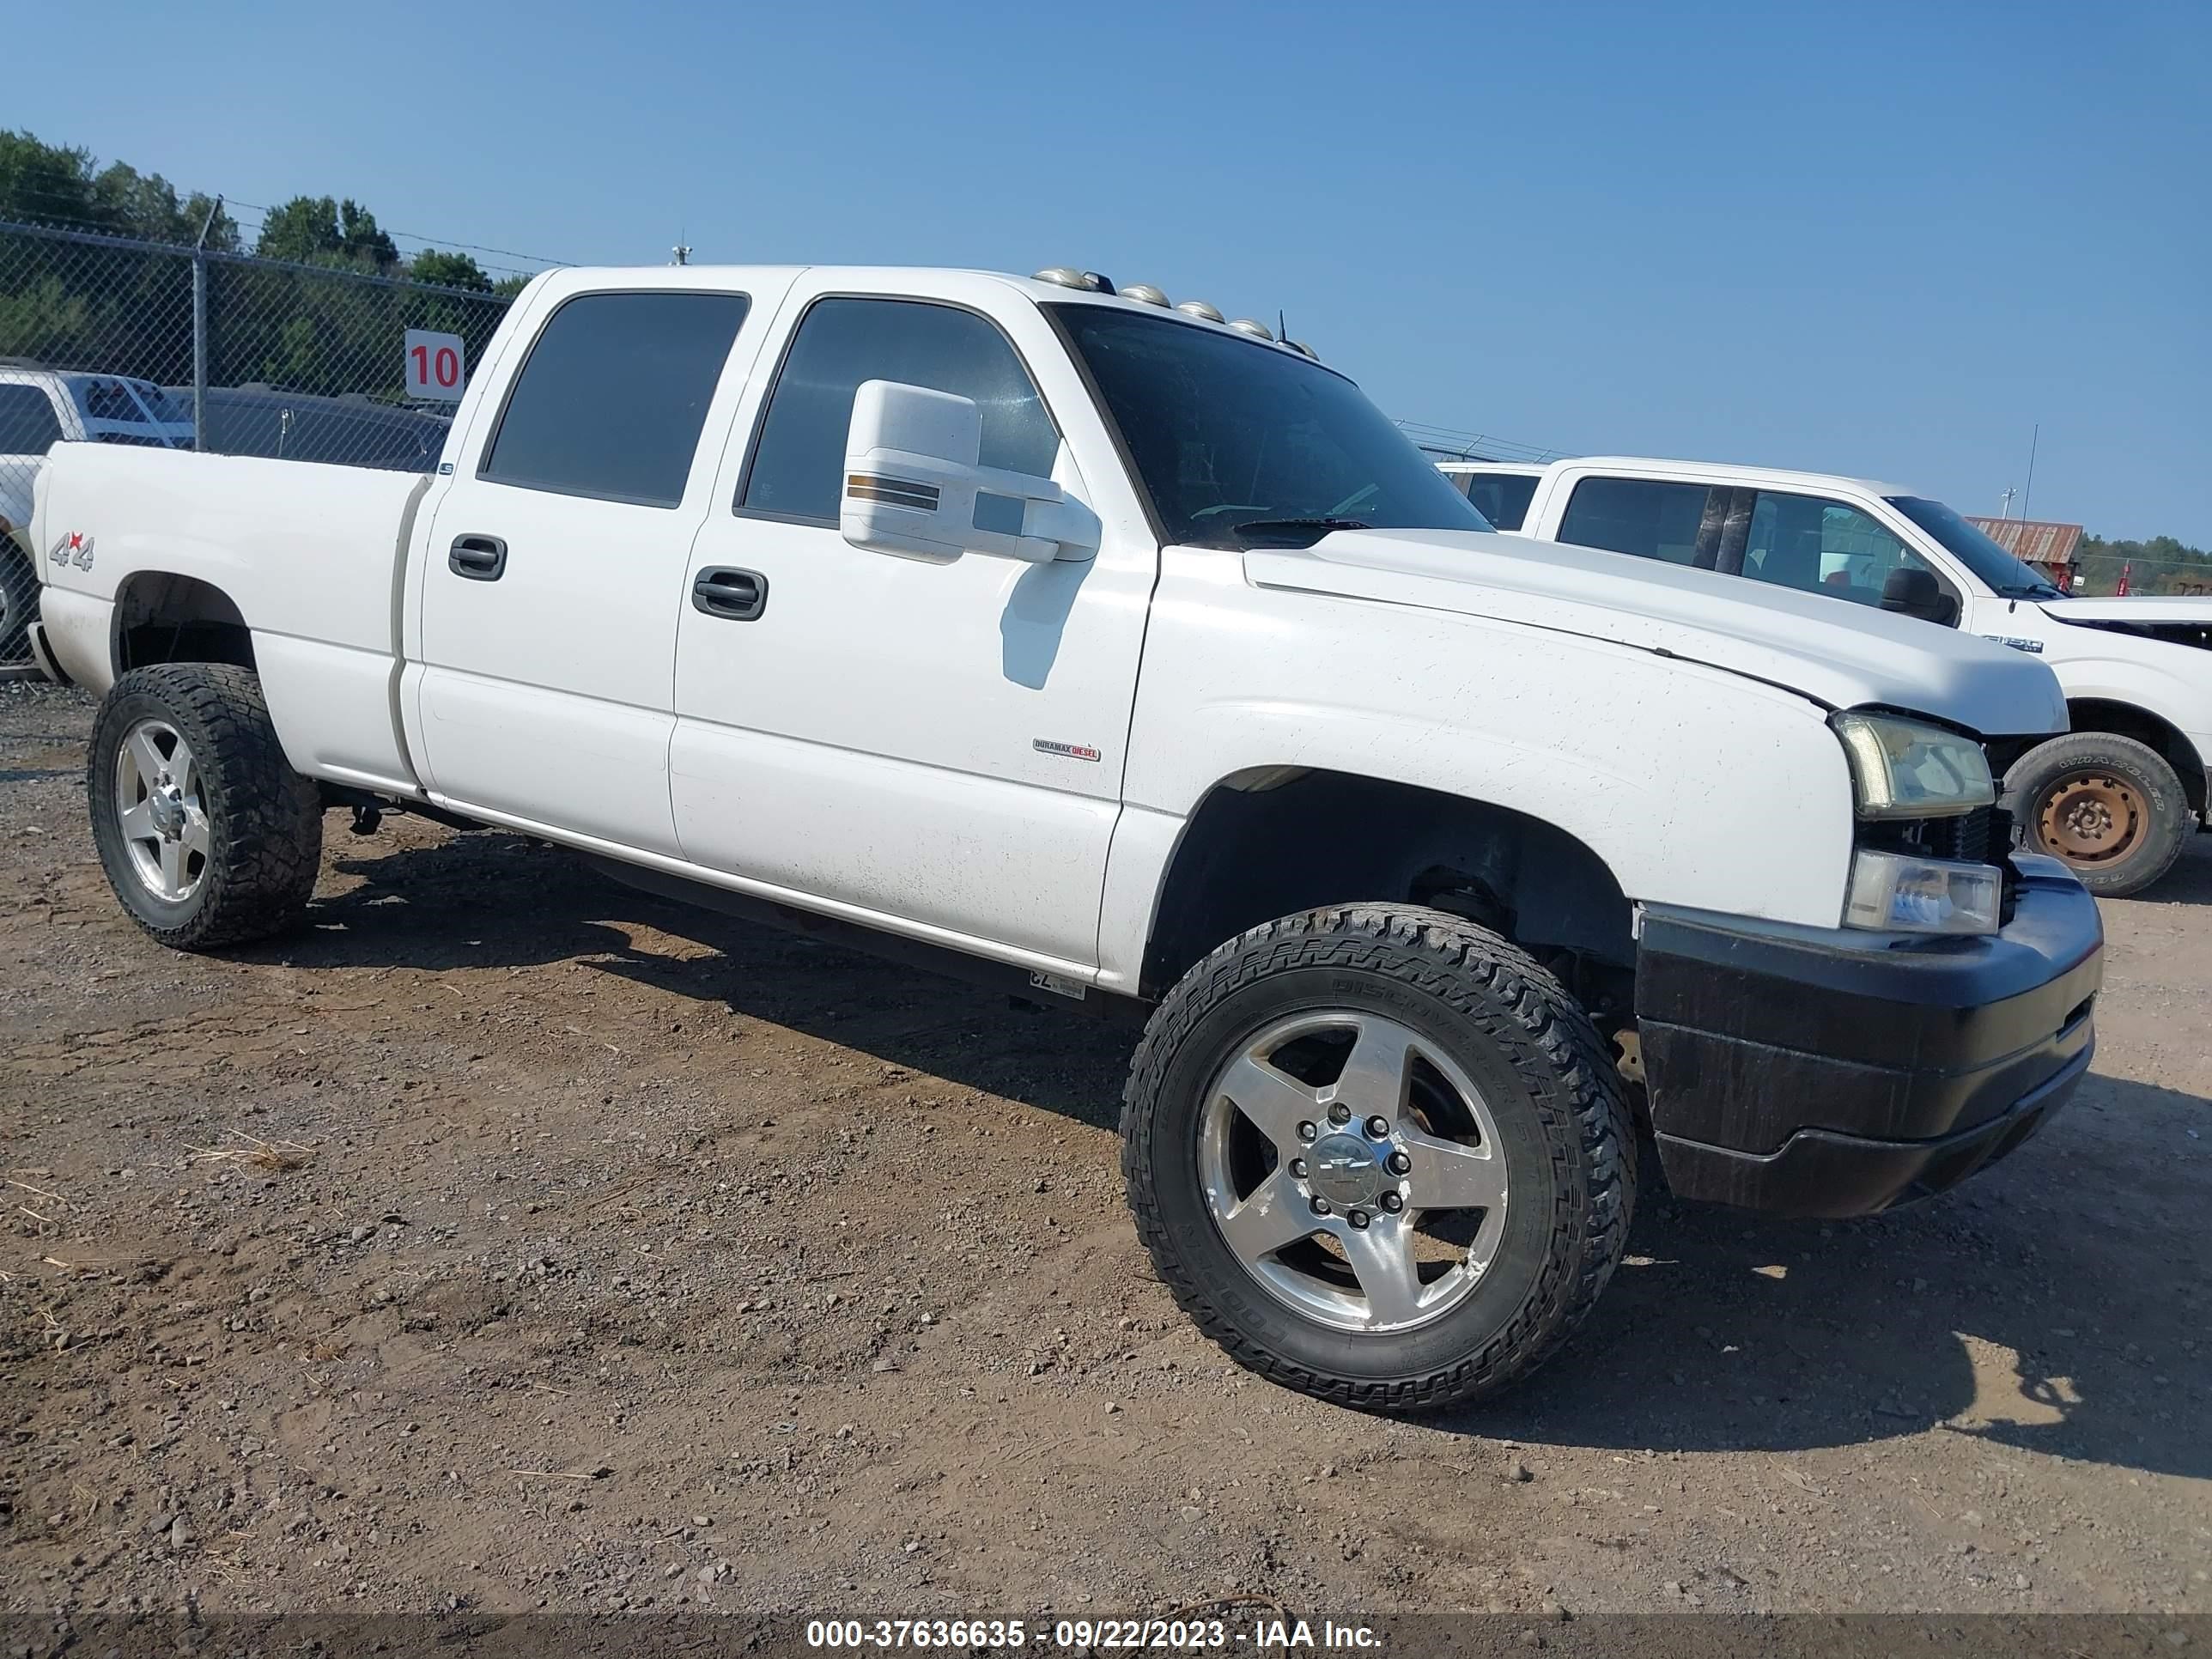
[
  {"x1": 113, "y1": 719, "x2": 210, "y2": 903},
  {"x1": 1197, "y1": 1011, "x2": 1509, "y2": 1334}
]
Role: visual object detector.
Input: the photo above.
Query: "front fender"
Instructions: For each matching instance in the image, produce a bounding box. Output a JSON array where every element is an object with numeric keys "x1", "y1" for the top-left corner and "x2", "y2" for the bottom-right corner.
[{"x1": 1097, "y1": 551, "x2": 1859, "y2": 987}]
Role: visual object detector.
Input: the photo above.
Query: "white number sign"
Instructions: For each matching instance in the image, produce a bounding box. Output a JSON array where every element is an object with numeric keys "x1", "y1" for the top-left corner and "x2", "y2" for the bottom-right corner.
[{"x1": 404, "y1": 328, "x2": 467, "y2": 402}]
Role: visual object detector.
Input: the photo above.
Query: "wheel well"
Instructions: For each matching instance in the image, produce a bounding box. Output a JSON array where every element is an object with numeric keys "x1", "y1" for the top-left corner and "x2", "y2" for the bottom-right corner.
[
  {"x1": 1143, "y1": 768, "x2": 1636, "y2": 1005},
  {"x1": 2063, "y1": 700, "x2": 2207, "y2": 817},
  {"x1": 113, "y1": 573, "x2": 255, "y2": 677}
]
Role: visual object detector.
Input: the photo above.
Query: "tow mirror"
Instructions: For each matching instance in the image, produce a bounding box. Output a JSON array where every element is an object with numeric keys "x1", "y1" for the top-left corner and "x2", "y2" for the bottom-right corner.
[
  {"x1": 841, "y1": 380, "x2": 1097, "y2": 565},
  {"x1": 1881, "y1": 566, "x2": 1957, "y2": 626}
]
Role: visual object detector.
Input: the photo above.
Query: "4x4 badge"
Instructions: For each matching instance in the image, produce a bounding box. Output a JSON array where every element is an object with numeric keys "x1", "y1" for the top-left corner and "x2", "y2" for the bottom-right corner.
[{"x1": 49, "y1": 532, "x2": 94, "y2": 570}]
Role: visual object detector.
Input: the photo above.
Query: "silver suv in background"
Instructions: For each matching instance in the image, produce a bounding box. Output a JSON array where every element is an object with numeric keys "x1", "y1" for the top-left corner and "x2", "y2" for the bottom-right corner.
[{"x1": 1, "y1": 366, "x2": 195, "y2": 656}]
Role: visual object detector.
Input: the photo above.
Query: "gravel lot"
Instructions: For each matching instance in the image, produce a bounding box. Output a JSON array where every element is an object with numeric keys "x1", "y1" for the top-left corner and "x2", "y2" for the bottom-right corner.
[{"x1": 3, "y1": 679, "x2": 2209, "y2": 1620}]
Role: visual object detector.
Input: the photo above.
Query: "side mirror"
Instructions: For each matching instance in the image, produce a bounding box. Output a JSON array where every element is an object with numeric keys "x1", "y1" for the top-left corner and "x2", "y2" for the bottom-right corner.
[
  {"x1": 1881, "y1": 566, "x2": 1957, "y2": 625},
  {"x1": 841, "y1": 380, "x2": 1097, "y2": 565}
]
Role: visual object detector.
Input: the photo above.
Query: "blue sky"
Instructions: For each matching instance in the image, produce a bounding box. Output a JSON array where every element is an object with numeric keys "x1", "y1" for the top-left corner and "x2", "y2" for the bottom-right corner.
[{"x1": 14, "y1": 0, "x2": 2208, "y2": 540}]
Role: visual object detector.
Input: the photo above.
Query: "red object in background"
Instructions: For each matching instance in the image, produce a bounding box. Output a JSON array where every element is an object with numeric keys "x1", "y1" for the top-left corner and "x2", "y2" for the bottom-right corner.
[{"x1": 2118, "y1": 561, "x2": 2133, "y2": 596}]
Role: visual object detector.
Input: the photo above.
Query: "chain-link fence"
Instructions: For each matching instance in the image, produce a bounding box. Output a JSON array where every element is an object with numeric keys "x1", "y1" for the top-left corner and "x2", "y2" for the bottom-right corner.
[{"x1": 0, "y1": 218, "x2": 522, "y2": 666}]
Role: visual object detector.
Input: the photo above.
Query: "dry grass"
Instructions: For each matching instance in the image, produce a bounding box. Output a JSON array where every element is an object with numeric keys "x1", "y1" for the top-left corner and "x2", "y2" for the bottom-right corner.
[{"x1": 186, "y1": 1130, "x2": 313, "y2": 1173}]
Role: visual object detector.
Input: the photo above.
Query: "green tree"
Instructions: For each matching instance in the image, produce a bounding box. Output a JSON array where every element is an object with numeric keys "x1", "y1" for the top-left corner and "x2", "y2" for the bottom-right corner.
[
  {"x1": 255, "y1": 195, "x2": 398, "y2": 270},
  {"x1": 2075, "y1": 533, "x2": 2212, "y2": 598},
  {"x1": 0, "y1": 129, "x2": 234, "y2": 247},
  {"x1": 408, "y1": 249, "x2": 492, "y2": 292},
  {"x1": 0, "y1": 129, "x2": 98, "y2": 228}
]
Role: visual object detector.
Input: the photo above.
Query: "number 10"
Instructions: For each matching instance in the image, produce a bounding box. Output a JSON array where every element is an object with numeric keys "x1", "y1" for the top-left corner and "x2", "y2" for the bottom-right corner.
[{"x1": 410, "y1": 343, "x2": 461, "y2": 389}]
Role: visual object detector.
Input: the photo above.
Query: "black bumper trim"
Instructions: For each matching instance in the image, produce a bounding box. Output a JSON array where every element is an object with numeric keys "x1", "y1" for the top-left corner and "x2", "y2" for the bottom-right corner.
[
  {"x1": 1638, "y1": 857, "x2": 2103, "y2": 1216},
  {"x1": 1653, "y1": 1037, "x2": 2092, "y2": 1218}
]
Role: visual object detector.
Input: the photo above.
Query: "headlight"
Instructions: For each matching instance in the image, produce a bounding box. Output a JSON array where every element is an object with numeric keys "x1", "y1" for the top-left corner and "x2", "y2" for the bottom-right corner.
[
  {"x1": 1845, "y1": 848, "x2": 2002, "y2": 935},
  {"x1": 1832, "y1": 711, "x2": 1995, "y2": 819}
]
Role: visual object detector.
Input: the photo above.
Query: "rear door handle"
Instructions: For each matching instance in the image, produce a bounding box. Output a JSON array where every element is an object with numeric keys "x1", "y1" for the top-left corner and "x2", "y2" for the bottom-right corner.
[
  {"x1": 448, "y1": 534, "x2": 507, "y2": 580},
  {"x1": 692, "y1": 566, "x2": 769, "y2": 621}
]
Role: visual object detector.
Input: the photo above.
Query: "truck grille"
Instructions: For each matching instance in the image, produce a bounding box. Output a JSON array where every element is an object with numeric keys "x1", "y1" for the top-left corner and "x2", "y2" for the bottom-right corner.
[
  {"x1": 1860, "y1": 804, "x2": 2007, "y2": 865},
  {"x1": 1927, "y1": 805, "x2": 2005, "y2": 865}
]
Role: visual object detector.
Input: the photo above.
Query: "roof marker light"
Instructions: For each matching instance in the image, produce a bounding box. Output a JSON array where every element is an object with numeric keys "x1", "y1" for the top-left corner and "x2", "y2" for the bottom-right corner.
[
  {"x1": 1175, "y1": 300, "x2": 1224, "y2": 323},
  {"x1": 1121, "y1": 284, "x2": 1170, "y2": 307},
  {"x1": 1228, "y1": 318, "x2": 1274, "y2": 341}
]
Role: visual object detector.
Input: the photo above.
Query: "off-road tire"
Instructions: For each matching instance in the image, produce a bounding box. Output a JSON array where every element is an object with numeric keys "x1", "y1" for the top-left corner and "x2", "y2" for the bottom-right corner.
[
  {"x1": 2005, "y1": 731, "x2": 2190, "y2": 899},
  {"x1": 1121, "y1": 904, "x2": 1635, "y2": 1412},
  {"x1": 88, "y1": 664, "x2": 323, "y2": 950}
]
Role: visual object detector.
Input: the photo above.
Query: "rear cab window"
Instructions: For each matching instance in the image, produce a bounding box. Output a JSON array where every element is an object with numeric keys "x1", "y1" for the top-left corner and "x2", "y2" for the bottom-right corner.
[
  {"x1": 1556, "y1": 477, "x2": 1719, "y2": 566},
  {"x1": 1453, "y1": 471, "x2": 1539, "y2": 532},
  {"x1": 482, "y1": 289, "x2": 752, "y2": 507}
]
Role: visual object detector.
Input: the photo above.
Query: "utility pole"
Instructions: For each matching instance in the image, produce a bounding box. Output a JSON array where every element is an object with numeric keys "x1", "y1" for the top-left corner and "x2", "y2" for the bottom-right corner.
[
  {"x1": 1999, "y1": 487, "x2": 2018, "y2": 520},
  {"x1": 671, "y1": 234, "x2": 690, "y2": 266}
]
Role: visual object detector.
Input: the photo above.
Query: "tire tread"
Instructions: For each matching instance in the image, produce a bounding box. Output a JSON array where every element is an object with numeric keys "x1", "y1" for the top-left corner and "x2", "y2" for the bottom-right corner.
[
  {"x1": 1121, "y1": 904, "x2": 1634, "y2": 1412},
  {"x1": 88, "y1": 664, "x2": 322, "y2": 950}
]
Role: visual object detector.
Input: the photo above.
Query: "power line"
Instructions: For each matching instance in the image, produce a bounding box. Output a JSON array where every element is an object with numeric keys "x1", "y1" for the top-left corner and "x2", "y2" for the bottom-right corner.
[{"x1": 1395, "y1": 419, "x2": 1565, "y2": 465}]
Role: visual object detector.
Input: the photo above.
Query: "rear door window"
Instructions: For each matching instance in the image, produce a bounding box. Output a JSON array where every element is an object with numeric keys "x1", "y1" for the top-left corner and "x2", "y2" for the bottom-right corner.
[
  {"x1": 1556, "y1": 477, "x2": 1719, "y2": 566},
  {"x1": 482, "y1": 289, "x2": 750, "y2": 507},
  {"x1": 0, "y1": 384, "x2": 64, "y2": 453}
]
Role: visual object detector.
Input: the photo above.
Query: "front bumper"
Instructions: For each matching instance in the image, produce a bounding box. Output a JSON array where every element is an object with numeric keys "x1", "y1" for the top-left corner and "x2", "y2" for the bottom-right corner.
[{"x1": 1636, "y1": 854, "x2": 2102, "y2": 1218}]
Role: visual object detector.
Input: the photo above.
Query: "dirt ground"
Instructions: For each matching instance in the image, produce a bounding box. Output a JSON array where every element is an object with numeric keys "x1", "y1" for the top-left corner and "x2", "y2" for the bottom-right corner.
[{"x1": 3, "y1": 678, "x2": 2209, "y2": 1621}]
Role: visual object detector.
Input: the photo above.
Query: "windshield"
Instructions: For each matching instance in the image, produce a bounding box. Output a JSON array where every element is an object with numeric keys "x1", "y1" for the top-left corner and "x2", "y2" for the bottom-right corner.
[
  {"x1": 1049, "y1": 303, "x2": 1492, "y2": 547},
  {"x1": 1886, "y1": 495, "x2": 2060, "y2": 599}
]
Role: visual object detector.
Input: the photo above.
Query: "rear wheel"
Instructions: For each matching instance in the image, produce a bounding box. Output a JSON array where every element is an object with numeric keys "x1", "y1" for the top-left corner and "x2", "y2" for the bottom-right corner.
[
  {"x1": 2007, "y1": 732, "x2": 2189, "y2": 898},
  {"x1": 88, "y1": 664, "x2": 324, "y2": 949},
  {"x1": 1122, "y1": 905, "x2": 1634, "y2": 1412}
]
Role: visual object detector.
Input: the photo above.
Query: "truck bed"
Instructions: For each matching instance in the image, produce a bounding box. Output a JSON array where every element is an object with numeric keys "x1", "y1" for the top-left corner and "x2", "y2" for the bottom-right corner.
[{"x1": 35, "y1": 443, "x2": 431, "y2": 794}]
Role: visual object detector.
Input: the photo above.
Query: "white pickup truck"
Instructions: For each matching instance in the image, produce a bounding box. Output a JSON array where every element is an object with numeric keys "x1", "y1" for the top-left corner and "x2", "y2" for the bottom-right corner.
[
  {"x1": 1442, "y1": 456, "x2": 2212, "y2": 897},
  {"x1": 30, "y1": 264, "x2": 2102, "y2": 1410}
]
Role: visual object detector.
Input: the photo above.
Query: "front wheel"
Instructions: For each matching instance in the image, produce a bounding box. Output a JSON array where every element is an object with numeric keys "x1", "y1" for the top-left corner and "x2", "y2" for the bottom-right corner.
[
  {"x1": 88, "y1": 664, "x2": 324, "y2": 950},
  {"x1": 2006, "y1": 732, "x2": 2190, "y2": 899},
  {"x1": 1121, "y1": 905, "x2": 1634, "y2": 1412}
]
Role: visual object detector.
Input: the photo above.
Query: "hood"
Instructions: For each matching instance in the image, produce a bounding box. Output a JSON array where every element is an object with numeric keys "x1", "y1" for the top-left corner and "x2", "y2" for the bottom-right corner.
[
  {"x1": 2041, "y1": 595, "x2": 2212, "y2": 627},
  {"x1": 1242, "y1": 527, "x2": 2068, "y2": 738}
]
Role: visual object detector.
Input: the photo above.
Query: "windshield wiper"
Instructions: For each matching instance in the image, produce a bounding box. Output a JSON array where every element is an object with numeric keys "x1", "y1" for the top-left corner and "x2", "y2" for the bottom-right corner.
[{"x1": 1229, "y1": 516, "x2": 1372, "y2": 548}]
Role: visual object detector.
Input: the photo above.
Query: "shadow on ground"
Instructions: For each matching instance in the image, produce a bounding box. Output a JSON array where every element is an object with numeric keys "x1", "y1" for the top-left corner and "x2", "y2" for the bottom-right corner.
[
  {"x1": 263, "y1": 829, "x2": 2211, "y2": 1481},
  {"x1": 2143, "y1": 831, "x2": 2212, "y2": 905}
]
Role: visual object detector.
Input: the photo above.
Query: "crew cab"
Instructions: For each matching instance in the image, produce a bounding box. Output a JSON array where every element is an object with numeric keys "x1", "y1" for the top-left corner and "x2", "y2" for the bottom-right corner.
[
  {"x1": 30, "y1": 265, "x2": 2101, "y2": 1411},
  {"x1": 1441, "y1": 456, "x2": 2212, "y2": 896}
]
